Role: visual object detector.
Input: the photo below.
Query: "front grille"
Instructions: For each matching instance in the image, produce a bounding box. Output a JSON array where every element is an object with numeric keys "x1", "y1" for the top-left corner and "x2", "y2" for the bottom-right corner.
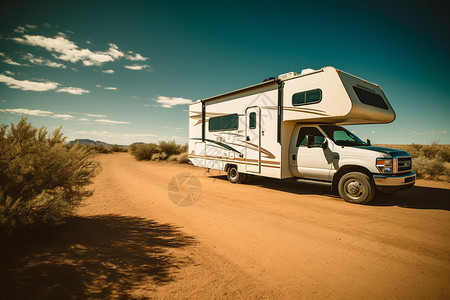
[{"x1": 396, "y1": 157, "x2": 412, "y2": 173}]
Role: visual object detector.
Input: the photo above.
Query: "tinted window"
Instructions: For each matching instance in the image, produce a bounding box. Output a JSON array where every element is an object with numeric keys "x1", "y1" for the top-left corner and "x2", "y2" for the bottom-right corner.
[
  {"x1": 296, "y1": 127, "x2": 325, "y2": 147},
  {"x1": 209, "y1": 114, "x2": 239, "y2": 131},
  {"x1": 249, "y1": 112, "x2": 256, "y2": 129},
  {"x1": 292, "y1": 89, "x2": 322, "y2": 106},
  {"x1": 353, "y1": 86, "x2": 388, "y2": 110}
]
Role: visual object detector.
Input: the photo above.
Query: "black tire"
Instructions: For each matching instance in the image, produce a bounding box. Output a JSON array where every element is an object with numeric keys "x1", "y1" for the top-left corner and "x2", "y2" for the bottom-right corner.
[
  {"x1": 227, "y1": 165, "x2": 247, "y2": 184},
  {"x1": 338, "y1": 172, "x2": 375, "y2": 204}
]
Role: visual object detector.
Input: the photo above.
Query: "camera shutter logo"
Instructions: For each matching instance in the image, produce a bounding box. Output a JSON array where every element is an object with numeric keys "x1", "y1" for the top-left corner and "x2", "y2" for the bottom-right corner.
[{"x1": 167, "y1": 173, "x2": 202, "y2": 207}]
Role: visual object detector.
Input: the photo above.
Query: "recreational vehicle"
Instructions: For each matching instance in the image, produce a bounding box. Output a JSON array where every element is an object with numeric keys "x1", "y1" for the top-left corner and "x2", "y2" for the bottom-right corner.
[{"x1": 188, "y1": 66, "x2": 415, "y2": 204}]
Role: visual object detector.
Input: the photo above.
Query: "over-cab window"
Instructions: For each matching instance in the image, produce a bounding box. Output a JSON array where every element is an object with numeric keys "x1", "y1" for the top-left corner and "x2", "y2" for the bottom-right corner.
[
  {"x1": 292, "y1": 89, "x2": 322, "y2": 106},
  {"x1": 353, "y1": 86, "x2": 388, "y2": 110},
  {"x1": 209, "y1": 114, "x2": 239, "y2": 131}
]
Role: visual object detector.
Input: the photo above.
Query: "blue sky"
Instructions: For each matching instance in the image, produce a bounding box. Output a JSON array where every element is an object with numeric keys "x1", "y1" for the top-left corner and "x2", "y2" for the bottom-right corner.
[{"x1": 0, "y1": 0, "x2": 449, "y2": 145}]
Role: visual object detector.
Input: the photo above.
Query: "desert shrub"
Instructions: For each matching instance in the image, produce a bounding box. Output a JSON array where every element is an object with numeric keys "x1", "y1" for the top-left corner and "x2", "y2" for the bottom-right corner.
[
  {"x1": 413, "y1": 157, "x2": 446, "y2": 180},
  {"x1": 0, "y1": 118, "x2": 100, "y2": 236},
  {"x1": 167, "y1": 154, "x2": 179, "y2": 162},
  {"x1": 110, "y1": 145, "x2": 128, "y2": 152},
  {"x1": 130, "y1": 143, "x2": 160, "y2": 160},
  {"x1": 176, "y1": 152, "x2": 190, "y2": 164},
  {"x1": 436, "y1": 147, "x2": 450, "y2": 162},
  {"x1": 158, "y1": 140, "x2": 182, "y2": 157},
  {"x1": 151, "y1": 152, "x2": 167, "y2": 161},
  {"x1": 92, "y1": 145, "x2": 112, "y2": 154}
]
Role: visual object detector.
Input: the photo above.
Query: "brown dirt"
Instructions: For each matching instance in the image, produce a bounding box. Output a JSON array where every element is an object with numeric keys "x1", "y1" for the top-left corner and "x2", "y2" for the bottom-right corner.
[{"x1": 2, "y1": 152, "x2": 450, "y2": 299}]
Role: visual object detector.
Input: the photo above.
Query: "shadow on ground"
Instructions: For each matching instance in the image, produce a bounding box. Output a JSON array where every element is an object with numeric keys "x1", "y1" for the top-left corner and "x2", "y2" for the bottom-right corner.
[
  {"x1": 0, "y1": 215, "x2": 196, "y2": 299},
  {"x1": 210, "y1": 175, "x2": 450, "y2": 211}
]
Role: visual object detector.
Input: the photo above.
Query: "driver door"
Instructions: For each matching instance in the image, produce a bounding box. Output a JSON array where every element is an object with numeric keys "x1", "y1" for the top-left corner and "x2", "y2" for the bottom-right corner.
[{"x1": 293, "y1": 126, "x2": 333, "y2": 180}]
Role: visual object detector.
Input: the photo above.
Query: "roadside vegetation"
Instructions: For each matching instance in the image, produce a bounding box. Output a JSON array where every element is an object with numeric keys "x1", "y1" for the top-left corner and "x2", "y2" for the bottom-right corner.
[
  {"x1": 0, "y1": 118, "x2": 100, "y2": 237},
  {"x1": 85, "y1": 144, "x2": 128, "y2": 154},
  {"x1": 379, "y1": 143, "x2": 450, "y2": 181},
  {"x1": 130, "y1": 141, "x2": 189, "y2": 164}
]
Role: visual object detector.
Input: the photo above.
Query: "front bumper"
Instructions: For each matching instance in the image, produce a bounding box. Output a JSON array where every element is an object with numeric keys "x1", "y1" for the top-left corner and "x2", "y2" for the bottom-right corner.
[{"x1": 373, "y1": 171, "x2": 416, "y2": 187}]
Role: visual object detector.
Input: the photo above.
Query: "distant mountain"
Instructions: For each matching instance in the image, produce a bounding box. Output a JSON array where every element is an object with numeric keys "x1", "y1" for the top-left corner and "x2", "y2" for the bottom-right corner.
[{"x1": 67, "y1": 139, "x2": 128, "y2": 148}]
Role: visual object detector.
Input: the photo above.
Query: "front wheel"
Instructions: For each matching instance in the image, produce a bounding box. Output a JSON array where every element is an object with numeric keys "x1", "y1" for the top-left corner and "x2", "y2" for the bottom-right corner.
[
  {"x1": 338, "y1": 172, "x2": 375, "y2": 204},
  {"x1": 227, "y1": 165, "x2": 247, "y2": 184}
]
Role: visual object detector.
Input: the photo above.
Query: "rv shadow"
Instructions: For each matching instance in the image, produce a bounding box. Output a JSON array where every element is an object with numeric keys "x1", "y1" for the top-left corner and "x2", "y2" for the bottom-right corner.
[
  {"x1": 370, "y1": 185, "x2": 450, "y2": 211},
  {"x1": 209, "y1": 175, "x2": 450, "y2": 211},
  {"x1": 210, "y1": 175, "x2": 338, "y2": 198},
  {"x1": 0, "y1": 215, "x2": 196, "y2": 299}
]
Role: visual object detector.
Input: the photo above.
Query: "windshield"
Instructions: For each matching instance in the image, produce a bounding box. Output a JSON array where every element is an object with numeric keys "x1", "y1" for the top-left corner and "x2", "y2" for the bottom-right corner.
[{"x1": 320, "y1": 125, "x2": 367, "y2": 146}]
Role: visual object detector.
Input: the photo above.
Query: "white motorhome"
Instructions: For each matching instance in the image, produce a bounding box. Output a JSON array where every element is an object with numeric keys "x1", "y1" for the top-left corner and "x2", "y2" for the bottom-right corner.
[{"x1": 188, "y1": 66, "x2": 415, "y2": 204}]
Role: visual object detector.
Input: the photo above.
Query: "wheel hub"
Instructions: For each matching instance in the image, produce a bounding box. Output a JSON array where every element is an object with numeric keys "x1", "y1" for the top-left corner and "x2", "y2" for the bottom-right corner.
[{"x1": 347, "y1": 180, "x2": 363, "y2": 197}]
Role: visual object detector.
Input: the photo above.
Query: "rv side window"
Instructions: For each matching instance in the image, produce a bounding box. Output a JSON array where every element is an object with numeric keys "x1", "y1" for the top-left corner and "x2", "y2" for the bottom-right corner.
[
  {"x1": 353, "y1": 86, "x2": 388, "y2": 110},
  {"x1": 292, "y1": 89, "x2": 322, "y2": 106},
  {"x1": 209, "y1": 114, "x2": 239, "y2": 131},
  {"x1": 249, "y1": 112, "x2": 256, "y2": 129},
  {"x1": 296, "y1": 127, "x2": 325, "y2": 147}
]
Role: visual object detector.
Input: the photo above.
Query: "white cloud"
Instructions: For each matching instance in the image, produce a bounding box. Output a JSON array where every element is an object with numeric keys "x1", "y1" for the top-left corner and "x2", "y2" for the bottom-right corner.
[
  {"x1": 104, "y1": 86, "x2": 117, "y2": 90},
  {"x1": 14, "y1": 25, "x2": 37, "y2": 33},
  {"x1": 124, "y1": 64, "x2": 150, "y2": 70},
  {"x1": 0, "y1": 74, "x2": 59, "y2": 91},
  {"x1": 13, "y1": 34, "x2": 125, "y2": 66},
  {"x1": 22, "y1": 53, "x2": 66, "y2": 68},
  {"x1": 155, "y1": 96, "x2": 192, "y2": 108},
  {"x1": 412, "y1": 130, "x2": 448, "y2": 135},
  {"x1": 371, "y1": 131, "x2": 376, "y2": 134},
  {"x1": 95, "y1": 84, "x2": 102, "y2": 87},
  {"x1": 4, "y1": 71, "x2": 14, "y2": 75},
  {"x1": 95, "y1": 119, "x2": 131, "y2": 125},
  {"x1": 57, "y1": 87, "x2": 90, "y2": 95},
  {"x1": 3, "y1": 58, "x2": 27, "y2": 66},
  {"x1": 77, "y1": 118, "x2": 90, "y2": 121},
  {"x1": 0, "y1": 108, "x2": 53, "y2": 116},
  {"x1": 0, "y1": 52, "x2": 5, "y2": 57},
  {"x1": 126, "y1": 53, "x2": 148, "y2": 61},
  {"x1": 52, "y1": 114, "x2": 75, "y2": 120},
  {"x1": 14, "y1": 26, "x2": 26, "y2": 34},
  {"x1": 84, "y1": 113, "x2": 107, "y2": 118},
  {"x1": 132, "y1": 96, "x2": 138, "y2": 99},
  {"x1": 102, "y1": 69, "x2": 114, "y2": 74}
]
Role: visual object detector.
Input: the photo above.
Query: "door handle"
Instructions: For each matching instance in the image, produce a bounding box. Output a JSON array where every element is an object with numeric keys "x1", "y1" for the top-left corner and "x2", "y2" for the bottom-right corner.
[
  {"x1": 292, "y1": 154, "x2": 296, "y2": 160},
  {"x1": 246, "y1": 136, "x2": 250, "y2": 141}
]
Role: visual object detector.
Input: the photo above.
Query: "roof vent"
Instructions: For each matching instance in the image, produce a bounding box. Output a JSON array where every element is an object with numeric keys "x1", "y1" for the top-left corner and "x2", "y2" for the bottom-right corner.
[
  {"x1": 301, "y1": 68, "x2": 316, "y2": 75},
  {"x1": 278, "y1": 72, "x2": 300, "y2": 80}
]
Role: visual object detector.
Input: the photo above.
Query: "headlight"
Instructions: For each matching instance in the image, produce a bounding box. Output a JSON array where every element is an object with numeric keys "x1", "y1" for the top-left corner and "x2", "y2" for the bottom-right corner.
[{"x1": 376, "y1": 158, "x2": 393, "y2": 173}]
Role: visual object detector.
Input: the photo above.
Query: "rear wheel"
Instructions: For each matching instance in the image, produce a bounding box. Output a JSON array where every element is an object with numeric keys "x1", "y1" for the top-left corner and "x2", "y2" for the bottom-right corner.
[
  {"x1": 338, "y1": 172, "x2": 375, "y2": 204},
  {"x1": 227, "y1": 165, "x2": 247, "y2": 184}
]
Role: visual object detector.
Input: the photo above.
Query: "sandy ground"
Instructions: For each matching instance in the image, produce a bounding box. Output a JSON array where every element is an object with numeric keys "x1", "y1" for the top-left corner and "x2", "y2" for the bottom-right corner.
[{"x1": 1, "y1": 152, "x2": 450, "y2": 299}]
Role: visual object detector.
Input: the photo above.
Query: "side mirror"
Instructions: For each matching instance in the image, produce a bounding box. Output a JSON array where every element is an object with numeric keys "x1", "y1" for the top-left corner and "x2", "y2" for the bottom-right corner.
[
  {"x1": 306, "y1": 135, "x2": 315, "y2": 148},
  {"x1": 322, "y1": 139, "x2": 328, "y2": 149},
  {"x1": 366, "y1": 139, "x2": 372, "y2": 146}
]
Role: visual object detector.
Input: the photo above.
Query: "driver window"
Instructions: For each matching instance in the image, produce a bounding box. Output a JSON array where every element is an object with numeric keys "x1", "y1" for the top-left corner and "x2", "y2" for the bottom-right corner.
[{"x1": 296, "y1": 127, "x2": 325, "y2": 147}]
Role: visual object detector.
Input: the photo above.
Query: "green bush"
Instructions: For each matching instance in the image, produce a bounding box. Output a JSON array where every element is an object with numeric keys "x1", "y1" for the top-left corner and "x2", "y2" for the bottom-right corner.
[
  {"x1": 0, "y1": 118, "x2": 100, "y2": 236},
  {"x1": 158, "y1": 140, "x2": 182, "y2": 157},
  {"x1": 92, "y1": 145, "x2": 112, "y2": 154},
  {"x1": 110, "y1": 145, "x2": 128, "y2": 152},
  {"x1": 176, "y1": 152, "x2": 190, "y2": 164},
  {"x1": 130, "y1": 143, "x2": 160, "y2": 160}
]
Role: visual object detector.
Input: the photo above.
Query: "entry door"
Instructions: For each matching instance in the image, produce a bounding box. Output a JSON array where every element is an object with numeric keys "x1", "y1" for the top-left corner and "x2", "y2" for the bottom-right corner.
[{"x1": 245, "y1": 107, "x2": 261, "y2": 173}]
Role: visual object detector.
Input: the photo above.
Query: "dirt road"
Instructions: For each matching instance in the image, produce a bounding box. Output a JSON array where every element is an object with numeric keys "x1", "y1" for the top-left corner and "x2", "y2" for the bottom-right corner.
[{"x1": 3, "y1": 153, "x2": 450, "y2": 299}]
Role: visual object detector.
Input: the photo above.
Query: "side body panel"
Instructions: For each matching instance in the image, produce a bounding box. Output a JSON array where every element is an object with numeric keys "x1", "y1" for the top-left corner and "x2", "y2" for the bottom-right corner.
[{"x1": 188, "y1": 85, "x2": 283, "y2": 179}]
